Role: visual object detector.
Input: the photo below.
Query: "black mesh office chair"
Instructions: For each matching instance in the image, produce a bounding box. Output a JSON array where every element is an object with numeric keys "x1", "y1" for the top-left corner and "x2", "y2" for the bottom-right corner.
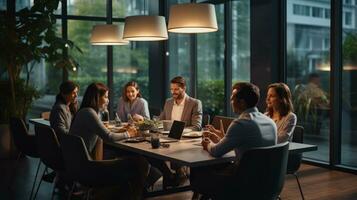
[
  {"x1": 193, "y1": 142, "x2": 289, "y2": 200},
  {"x1": 33, "y1": 125, "x2": 65, "y2": 199},
  {"x1": 9, "y1": 117, "x2": 41, "y2": 199},
  {"x1": 60, "y1": 134, "x2": 148, "y2": 199},
  {"x1": 287, "y1": 125, "x2": 305, "y2": 200}
]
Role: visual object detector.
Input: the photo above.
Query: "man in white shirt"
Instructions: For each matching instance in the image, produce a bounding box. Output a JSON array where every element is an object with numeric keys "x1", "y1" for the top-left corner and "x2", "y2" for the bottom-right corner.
[{"x1": 160, "y1": 76, "x2": 203, "y2": 131}]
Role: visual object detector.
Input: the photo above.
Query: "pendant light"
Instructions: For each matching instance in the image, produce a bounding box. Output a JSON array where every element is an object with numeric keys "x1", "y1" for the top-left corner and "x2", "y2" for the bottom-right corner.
[
  {"x1": 90, "y1": 24, "x2": 129, "y2": 45},
  {"x1": 123, "y1": 15, "x2": 168, "y2": 41},
  {"x1": 168, "y1": 3, "x2": 218, "y2": 33}
]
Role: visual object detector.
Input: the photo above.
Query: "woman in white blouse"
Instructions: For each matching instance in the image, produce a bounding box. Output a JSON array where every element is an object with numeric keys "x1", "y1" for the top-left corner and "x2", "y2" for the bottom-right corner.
[{"x1": 265, "y1": 82, "x2": 297, "y2": 143}]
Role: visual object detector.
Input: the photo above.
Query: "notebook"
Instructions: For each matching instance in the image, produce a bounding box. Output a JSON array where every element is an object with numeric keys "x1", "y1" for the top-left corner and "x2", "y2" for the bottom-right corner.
[{"x1": 160, "y1": 120, "x2": 186, "y2": 143}]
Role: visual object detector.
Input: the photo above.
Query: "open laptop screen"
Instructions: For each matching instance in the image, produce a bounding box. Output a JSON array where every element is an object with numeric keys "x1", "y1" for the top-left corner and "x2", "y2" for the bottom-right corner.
[{"x1": 168, "y1": 120, "x2": 186, "y2": 139}]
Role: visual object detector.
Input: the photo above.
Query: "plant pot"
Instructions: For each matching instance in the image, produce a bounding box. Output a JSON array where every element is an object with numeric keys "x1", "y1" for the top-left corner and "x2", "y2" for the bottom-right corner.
[
  {"x1": 139, "y1": 130, "x2": 150, "y2": 137},
  {"x1": 0, "y1": 124, "x2": 17, "y2": 159}
]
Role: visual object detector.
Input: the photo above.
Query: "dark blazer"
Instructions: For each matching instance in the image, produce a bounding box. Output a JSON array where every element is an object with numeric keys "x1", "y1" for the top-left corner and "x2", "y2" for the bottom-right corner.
[{"x1": 159, "y1": 95, "x2": 203, "y2": 131}]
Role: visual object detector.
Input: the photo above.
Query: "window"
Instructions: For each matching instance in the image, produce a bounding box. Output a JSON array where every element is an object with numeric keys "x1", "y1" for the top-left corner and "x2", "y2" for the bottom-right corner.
[
  {"x1": 295, "y1": 27, "x2": 311, "y2": 50},
  {"x1": 68, "y1": 20, "x2": 107, "y2": 96},
  {"x1": 341, "y1": 3, "x2": 357, "y2": 167},
  {"x1": 287, "y1": 1, "x2": 331, "y2": 163},
  {"x1": 168, "y1": 34, "x2": 192, "y2": 95},
  {"x1": 113, "y1": 0, "x2": 148, "y2": 18},
  {"x1": 16, "y1": 0, "x2": 61, "y2": 14},
  {"x1": 167, "y1": 0, "x2": 192, "y2": 96},
  {"x1": 197, "y1": 4, "x2": 225, "y2": 116},
  {"x1": 27, "y1": 20, "x2": 63, "y2": 119},
  {"x1": 312, "y1": 7, "x2": 323, "y2": 18},
  {"x1": 293, "y1": 4, "x2": 310, "y2": 16},
  {"x1": 345, "y1": 0, "x2": 352, "y2": 5},
  {"x1": 345, "y1": 12, "x2": 352, "y2": 25},
  {"x1": 232, "y1": 0, "x2": 250, "y2": 84},
  {"x1": 113, "y1": 40, "x2": 150, "y2": 111},
  {"x1": 0, "y1": 1, "x2": 6, "y2": 10},
  {"x1": 67, "y1": 0, "x2": 106, "y2": 16},
  {"x1": 325, "y1": 8, "x2": 331, "y2": 19}
]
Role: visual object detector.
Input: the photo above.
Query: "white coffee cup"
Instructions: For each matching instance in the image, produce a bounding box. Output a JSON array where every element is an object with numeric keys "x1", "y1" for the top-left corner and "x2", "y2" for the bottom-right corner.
[{"x1": 162, "y1": 120, "x2": 173, "y2": 131}]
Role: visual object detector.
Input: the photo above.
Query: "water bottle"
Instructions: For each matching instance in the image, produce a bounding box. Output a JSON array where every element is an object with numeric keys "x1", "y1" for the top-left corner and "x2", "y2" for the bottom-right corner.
[
  {"x1": 114, "y1": 112, "x2": 121, "y2": 126},
  {"x1": 127, "y1": 114, "x2": 134, "y2": 125}
]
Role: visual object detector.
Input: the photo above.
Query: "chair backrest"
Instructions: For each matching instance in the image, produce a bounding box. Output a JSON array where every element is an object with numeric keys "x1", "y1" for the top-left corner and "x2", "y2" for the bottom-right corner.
[
  {"x1": 9, "y1": 117, "x2": 38, "y2": 158},
  {"x1": 287, "y1": 125, "x2": 304, "y2": 174},
  {"x1": 41, "y1": 111, "x2": 51, "y2": 120},
  {"x1": 60, "y1": 134, "x2": 92, "y2": 177},
  {"x1": 223, "y1": 142, "x2": 289, "y2": 200},
  {"x1": 292, "y1": 125, "x2": 304, "y2": 143},
  {"x1": 211, "y1": 115, "x2": 235, "y2": 133},
  {"x1": 35, "y1": 125, "x2": 64, "y2": 171}
]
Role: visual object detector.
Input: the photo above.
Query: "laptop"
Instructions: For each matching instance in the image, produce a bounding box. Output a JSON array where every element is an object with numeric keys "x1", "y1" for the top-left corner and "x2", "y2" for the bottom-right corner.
[{"x1": 160, "y1": 120, "x2": 186, "y2": 143}]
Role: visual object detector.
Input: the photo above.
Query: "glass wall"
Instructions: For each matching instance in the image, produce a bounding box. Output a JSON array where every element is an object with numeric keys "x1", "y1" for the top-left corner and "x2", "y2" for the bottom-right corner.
[
  {"x1": 232, "y1": 0, "x2": 250, "y2": 83},
  {"x1": 0, "y1": 1, "x2": 5, "y2": 10},
  {"x1": 197, "y1": 4, "x2": 225, "y2": 116},
  {"x1": 113, "y1": 0, "x2": 148, "y2": 18},
  {"x1": 113, "y1": 42, "x2": 149, "y2": 112},
  {"x1": 68, "y1": 20, "x2": 107, "y2": 95},
  {"x1": 341, "y1": 1, "x2": 357, "y2": 167},
  {"x1": 168, "y1": 34, "x2": 192, "y2": 95},
  {"x1": 286, "y1": 0, "x2": 331, "y2": 162},
  {"x1": 25, "y1": 20, "x2": 63, "y2": 118},
  {"x1": 167, "y1": 0, "x2": 192, "y2": 96},
  {"x1": 67, "y1": 0, "x2": 106, "y2": 16}
]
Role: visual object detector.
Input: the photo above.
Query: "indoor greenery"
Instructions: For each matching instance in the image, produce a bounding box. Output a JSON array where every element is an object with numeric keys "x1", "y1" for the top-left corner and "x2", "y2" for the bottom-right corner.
[{"x1": 0, "y1": 0, "x2": 81, "y2": 123}]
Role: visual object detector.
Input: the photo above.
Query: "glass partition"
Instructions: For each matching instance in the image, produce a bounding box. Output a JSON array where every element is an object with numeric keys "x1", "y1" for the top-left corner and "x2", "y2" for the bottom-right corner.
[{"x1": 286, "y1": 0, "x2": 331, "y2": 162}]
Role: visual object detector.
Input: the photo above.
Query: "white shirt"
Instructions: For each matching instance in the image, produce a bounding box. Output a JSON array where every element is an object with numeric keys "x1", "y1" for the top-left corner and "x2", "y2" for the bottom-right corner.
[{"x1": 171, "y1": 94, "x2": 186, "y2": 121}]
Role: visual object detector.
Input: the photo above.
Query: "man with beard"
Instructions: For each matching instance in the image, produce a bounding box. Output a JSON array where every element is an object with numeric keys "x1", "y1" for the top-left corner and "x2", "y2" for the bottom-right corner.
[
  {"x1": 157, "y1": 76, "x2": 203, "y2": 187},
  {"x1": 160, "y1": 76, "x2": 203, "y2": 131}
]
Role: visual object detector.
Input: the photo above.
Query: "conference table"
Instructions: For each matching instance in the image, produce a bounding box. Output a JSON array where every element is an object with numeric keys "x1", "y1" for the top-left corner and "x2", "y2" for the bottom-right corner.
[{"x1": 29, "y1": 118, "x2": 318, "y2": 196}]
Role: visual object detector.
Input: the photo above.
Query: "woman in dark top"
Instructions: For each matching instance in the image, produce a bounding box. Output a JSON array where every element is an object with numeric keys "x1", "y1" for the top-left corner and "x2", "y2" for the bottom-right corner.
[
  {"x1": 48, "y1": 81, "x2": 78, "y2": 188},
  {"x1": 49, "y1": 80, "x2": 79, "y2": 136}
]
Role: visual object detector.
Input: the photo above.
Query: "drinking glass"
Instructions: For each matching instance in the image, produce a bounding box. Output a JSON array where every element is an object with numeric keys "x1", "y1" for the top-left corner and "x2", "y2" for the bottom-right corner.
[{"x1": 151, "y1": 133, "x2": 160, "y2": 149}]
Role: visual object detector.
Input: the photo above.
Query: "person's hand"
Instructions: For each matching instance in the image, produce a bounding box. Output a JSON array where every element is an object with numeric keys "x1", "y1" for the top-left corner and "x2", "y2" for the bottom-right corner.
[
  {"x1": 201, "y1": 138, "x2": 211, "y2": 151},
  {"x1": 133, "y1": 114, "x2": 144, "y2": 122},
  {"x1": 202, "y1": 131, "x2": 211, "y2": 138},
  {"x1": 126, "y1": 126, "x2": 138, "y2": 138},
  {"x1": 206, "y1": 124, "x2": 224, "y2": 138},
  {"x1": 208, "y1": 133, "x2": 221, "y2": 143}
]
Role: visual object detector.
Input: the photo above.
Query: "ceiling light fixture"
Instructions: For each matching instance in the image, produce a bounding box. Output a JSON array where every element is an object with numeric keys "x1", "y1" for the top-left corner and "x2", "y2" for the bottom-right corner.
[
  {"x1": 168, "y1": 3, "x2": 218, "y2": 33},
  {"x1": 90, "y1": 24, "x2": 129, "y2": 45},
  {"x1": 123, "y1": 16, "x2": 168, "y2": 41}
]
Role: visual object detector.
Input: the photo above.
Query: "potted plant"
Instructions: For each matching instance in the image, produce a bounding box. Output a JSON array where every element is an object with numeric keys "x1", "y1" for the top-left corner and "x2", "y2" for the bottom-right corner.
[
  {"x1": 135, "y1": 118, "x2": 161, "y2": 136},
  {"x1": 0, "y1": 0, "x2": 81, "y2": 158}
]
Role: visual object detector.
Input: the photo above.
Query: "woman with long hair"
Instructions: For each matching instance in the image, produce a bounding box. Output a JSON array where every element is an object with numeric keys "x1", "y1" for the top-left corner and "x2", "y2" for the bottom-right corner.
[
  {"x1": 117, "y1": 81, "x2": 150, "y2": 122},
  {"x1": 69, "y1": 82, "x2": 148, "y2": 198},
  {"x1": 70, "y1": 82, "x2": 138, "y2": 152},
  {"x1": 49, "y1": 80, "x2": 79, "y2": 136},
  {"x1": 265, "y1": 82, "x2": 297, "y2": 143}
]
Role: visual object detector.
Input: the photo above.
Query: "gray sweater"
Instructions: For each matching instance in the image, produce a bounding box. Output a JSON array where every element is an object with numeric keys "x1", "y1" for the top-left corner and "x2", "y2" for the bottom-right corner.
[
  {"x1": 117, "y1": 97, "x2": 150, "y2": 122},
  {"x1": 50, "y1": 102, "x2": 72, "y2": 136},
  {"x1": 69, "y1": 107, "x2": 128, "y2": 152}
]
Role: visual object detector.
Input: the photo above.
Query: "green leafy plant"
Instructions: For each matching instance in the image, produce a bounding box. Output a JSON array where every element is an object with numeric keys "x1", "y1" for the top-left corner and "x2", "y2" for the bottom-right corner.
[
  {"x1": 135, "y1": 118, "x2": 160, "y2": 131},
  {"x1": 0, "y1": 0, "x2": 81, "y2": 122}
]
